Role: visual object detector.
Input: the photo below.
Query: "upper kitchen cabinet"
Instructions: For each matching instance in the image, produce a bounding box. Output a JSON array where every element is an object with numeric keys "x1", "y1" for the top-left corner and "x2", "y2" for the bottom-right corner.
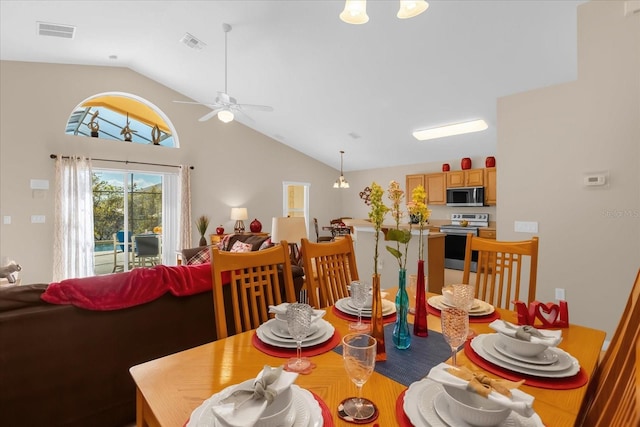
[
  {"x1": 484, "y1": 167, "x2": 497, "y2": 205},
  {"x1": 446, "y1": 168, "x2": 484, "y2": 188},
  {"x1": 406, "y1": 173, "x2": 446, "y2": 205}
]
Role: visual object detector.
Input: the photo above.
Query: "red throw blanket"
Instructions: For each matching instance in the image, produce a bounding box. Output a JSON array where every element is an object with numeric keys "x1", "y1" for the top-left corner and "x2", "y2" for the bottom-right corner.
[{"x1": 41, "y1": 264, "x2": 229, "y2": 311}]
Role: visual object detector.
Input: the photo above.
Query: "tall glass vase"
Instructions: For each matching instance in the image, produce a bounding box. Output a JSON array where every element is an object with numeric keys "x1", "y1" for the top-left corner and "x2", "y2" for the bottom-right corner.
[
  {"x1": 393, "y1": 268, "x2": 411, "y2": 349},
  {"x1": 370, "y1": 274, "x2": 387, "y2": 361},
  {"x1": 413, "y1": 260, "x2": 429, "y2": 337}
]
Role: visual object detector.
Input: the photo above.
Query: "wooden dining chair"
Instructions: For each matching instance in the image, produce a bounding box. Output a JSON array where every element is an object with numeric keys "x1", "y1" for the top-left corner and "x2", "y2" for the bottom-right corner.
[
  {"x1": 210, "y1": 241, "x2": 297, "y2": 339},
  {"x1": 462, "y1": 233, "x2": 539, "y2": 310},
  {"x1": 300, "y1": 234, "x2": 359, "y2": 308},
  {"x1": 577, "y1": 268, "x2": 640, "y2": 427},
  {"x1": 313, "y1": 218, "x2": 333, "y2": 243}
]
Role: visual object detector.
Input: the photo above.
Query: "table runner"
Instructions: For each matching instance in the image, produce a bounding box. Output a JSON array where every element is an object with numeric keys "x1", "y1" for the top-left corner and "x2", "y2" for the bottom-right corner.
[
  {"x1": 333, "y1": 323, "x2": 451, "y2": 387},
  {"x1": 427, "y1": 305, "x2": 501, "y2": 323},
  {"x1": 331, "y1": 305, "x2": 397, "y2": 324},
  {"x1": 252, "y1": 331, "x2": 342, "y2": 358},
  {"x1": 464, "y1": 340, "x2": 588, "y2": 389}
]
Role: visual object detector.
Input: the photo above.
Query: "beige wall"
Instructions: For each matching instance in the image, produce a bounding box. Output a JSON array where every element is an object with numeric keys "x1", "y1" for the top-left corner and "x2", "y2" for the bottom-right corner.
[{"x1": 0, "y1": 61, "x2": 343, "y2": 284}]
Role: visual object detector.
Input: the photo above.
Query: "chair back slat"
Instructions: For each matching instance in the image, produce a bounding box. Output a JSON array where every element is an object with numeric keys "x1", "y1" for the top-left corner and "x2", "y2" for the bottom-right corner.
[
  {"x1": 211, "y1": 242, "x2": 296, "y2": 339},
  {"x1": 462, "y1": 234, "x2": 538, "y2": 309},
  {"x1": 578, "y1": 269, "x2": 640, "y2": 427},
  {"x1": 301, "y1": 234, "x2": 359, "y2": 308}
]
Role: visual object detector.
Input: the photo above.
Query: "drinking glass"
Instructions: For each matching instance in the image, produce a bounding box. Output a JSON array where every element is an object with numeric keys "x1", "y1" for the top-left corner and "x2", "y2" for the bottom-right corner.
[
  {"x1": 286, "y1": 303, "x2": 313, "y2": 372},
  {"x1": 452, "y1": 283, "x2": 477, "y2": 339},
  {"x1": 342, "y1": 333, "x2": 377, "y2": 420},
  {"x1": 349, "y1": 281, "x2": 369, "y2": 331},
  {"x1": 441, "y1": 307, "x2": 469, "y2": 366}
]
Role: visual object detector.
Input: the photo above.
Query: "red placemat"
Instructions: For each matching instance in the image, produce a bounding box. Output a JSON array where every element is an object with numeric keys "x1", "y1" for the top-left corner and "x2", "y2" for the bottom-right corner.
[
  {"x1": 395, "y1": 389, "x2": 414, "y2": 427},
  {"x1": 463, "y1": 340, "x2": 588, "y2": 389},
  {"x1": 427, "y1": 305, "x2": 501, "y2": 323},
  {"x1": 331, "y1": 306, "x2": 397, "y2": 324},
  {"x1": 252, "y1": 331, "x2": 342, "y2": 358},
  {"x1": 310, "y1": 390, "x2": 335, "y2": 427}
]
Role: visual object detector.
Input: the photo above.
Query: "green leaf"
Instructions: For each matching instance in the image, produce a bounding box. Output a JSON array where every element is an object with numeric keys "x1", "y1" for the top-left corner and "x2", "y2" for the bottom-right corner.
[
  {"x1": 386, "y1": 228, "x2": 412, "y2": 244},
  {"x1": 386, "y1": 246, "x2": 402, "y2": 260}
]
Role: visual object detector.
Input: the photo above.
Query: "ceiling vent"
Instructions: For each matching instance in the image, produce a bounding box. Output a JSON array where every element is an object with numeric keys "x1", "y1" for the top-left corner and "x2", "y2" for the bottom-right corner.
[
  {"x1": 180, "y1": 33, "x2": 206, "y2": 50},
  {"x1": 37, "y1": 21, "x2": 76, "y2": 39}
]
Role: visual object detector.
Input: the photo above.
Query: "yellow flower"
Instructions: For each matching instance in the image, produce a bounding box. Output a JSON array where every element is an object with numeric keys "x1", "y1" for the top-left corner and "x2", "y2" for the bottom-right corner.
[
  {"x1": 385, "y1": 180, "x2": 411, "y2": 269},
  {"x1": 368, "y1": 182, "x2": 388, "y2": 275},
  {"x1": 408, "y1": 185, "x2": 431, "y2": 260}
]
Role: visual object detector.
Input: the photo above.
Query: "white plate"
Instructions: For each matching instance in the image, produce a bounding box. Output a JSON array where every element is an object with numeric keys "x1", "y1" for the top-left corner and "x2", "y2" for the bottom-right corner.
[
  {"x1": 257, "y1": 320, "x2": 335, "y2": 349},
  {"x1": 186, "y1": 384, "x2": 322, "y2": 427},
  {"x1": 431, "y1": 389, "x2": 544, "y2": 427},
  {"x1": 471, "y1": 334, "x2": 580, "y2": 378},
  {"x1": 268, "y1": 320, "x2": 322, "y2": 341},
  {"x1": 481, "y1": 334, "x2": 572, "y2": 372},
  {"x1": 428, "y1": 295, "x2": 495, "y2": 317},
  {"x1": 404, "y1": 378, "x2": 448, "y2": 426},
  {"x1": 493, "y1": 336, "x2": 559, "y2": 366},
  {"x1": 334, "y1": 298, "x2": 395, "y2": 317}
]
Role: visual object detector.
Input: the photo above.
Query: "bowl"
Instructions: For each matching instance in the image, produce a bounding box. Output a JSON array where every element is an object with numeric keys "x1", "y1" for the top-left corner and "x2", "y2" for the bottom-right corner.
[
  {"x1": 442, "y1": 385, "x2": 511, "y2": 426},
  {"x1": 498, "y1": 332, "x2": 549, "y2": 357},
  {"x1": 255, "y1": 387, "x2": 294, "y2": 427}
]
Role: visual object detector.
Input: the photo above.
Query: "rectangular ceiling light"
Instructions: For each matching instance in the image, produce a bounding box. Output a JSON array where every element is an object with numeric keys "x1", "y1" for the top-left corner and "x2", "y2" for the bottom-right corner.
[
  {"x1": 413, "y1": 119, "x2": 488, "y2": 141},
  {"x1": 37, "y1": 22, "x2": 76, "y2": 39}
]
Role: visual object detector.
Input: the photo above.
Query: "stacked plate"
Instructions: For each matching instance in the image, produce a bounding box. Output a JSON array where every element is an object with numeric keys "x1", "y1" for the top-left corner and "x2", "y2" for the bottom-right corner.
[
  {"x1": 403, "y1": 378, "x2": 544, "y2": 427},
  {"x1": 427, "y1": 295, "x2": 495, "y2": 317},
  {"x1": 334, "y1": 297, "x2": 396, "y2": 317},
  {"x1": 187, "y1": 384, "x2": 323, "y2": 427},
  {"x1": 470, "y1": 333, "x2": 580, "y2": 378},
  {"x1": 256, "y1": 319, "x2": 335, "y2": 348}
]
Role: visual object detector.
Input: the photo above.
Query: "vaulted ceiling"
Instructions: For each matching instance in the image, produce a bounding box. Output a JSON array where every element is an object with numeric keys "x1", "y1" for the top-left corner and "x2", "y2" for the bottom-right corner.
[{"x1": 0, "y1": 0, "x2": 583, "y2": 171}]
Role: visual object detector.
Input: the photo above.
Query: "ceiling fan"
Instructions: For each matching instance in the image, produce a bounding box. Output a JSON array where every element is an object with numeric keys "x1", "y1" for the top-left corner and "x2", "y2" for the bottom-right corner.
[{"x1": 174, "y1": 23, "x2": 273, "y2": 123}]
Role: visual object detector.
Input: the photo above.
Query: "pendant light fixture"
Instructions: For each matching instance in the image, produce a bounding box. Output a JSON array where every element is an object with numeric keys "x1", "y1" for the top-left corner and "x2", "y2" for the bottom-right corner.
[
  {"x1": 333, "y1": 150, "x2": 350, "y2": 189},
  {"x1": 340, "y1": 0, "x2": 428, "y2": 24}
]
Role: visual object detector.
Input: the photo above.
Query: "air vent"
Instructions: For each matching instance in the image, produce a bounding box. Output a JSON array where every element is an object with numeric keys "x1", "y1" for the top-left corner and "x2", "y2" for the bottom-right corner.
[
  {"x1": 37, "y1": 21, "x2": 75, "y2": 39},
  {"x1": 180, "y1": 33, "x2": 206, "y2": 50}
]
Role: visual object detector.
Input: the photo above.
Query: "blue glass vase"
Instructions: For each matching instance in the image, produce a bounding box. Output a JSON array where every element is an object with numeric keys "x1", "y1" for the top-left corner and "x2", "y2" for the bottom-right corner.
[{"x1": 393, "y1": 268, "x2": 411, "y2": 349}]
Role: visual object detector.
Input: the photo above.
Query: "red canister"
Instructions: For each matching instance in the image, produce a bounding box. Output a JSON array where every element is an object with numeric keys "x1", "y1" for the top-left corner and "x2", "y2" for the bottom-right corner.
[
  {"x1": 461, "y1": 158, "x2": 472, "y2": 170},
  {"x1": 442, "y1": 163, "x2": 450, "y2": 172},
  {"x1": 485, "y1": 156, "x2": 496, "y2": 167}
]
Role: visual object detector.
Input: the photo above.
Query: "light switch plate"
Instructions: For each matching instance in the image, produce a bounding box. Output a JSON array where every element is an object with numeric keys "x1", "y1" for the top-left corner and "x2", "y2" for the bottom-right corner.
[
  {"x1": 514, "y1": 221, "x2": 538, "y2": 233},
  {"x1": 31, "y1": 215, "x2": 46, "y2": 223},
  {"x1": 3, "y1": 216, "x2": 10, "y2": 225}
]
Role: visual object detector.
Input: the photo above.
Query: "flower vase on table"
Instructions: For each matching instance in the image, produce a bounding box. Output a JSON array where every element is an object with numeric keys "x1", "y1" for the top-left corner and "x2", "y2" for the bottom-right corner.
[
  {"x1": 392, "y1": 268, "x2": 411, "y2": 349},
  {"x1": 370, "y1": 274, "x2": 387, "y2": 362},
  {"x1": 413, "y1": 260, "x2": 429, "y2": 337}
]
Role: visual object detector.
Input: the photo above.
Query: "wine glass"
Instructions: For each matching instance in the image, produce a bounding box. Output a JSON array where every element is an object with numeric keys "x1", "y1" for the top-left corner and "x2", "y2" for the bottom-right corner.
[
  {"x1": 441, "y1": 307, "x2": 469, "y2": 367},
  {"x1": 349, "y1": 281, "x2": 370, "y2": 331},
  {"x1": 342, "y1": 333, "x2": 377, "y2": 420},
  {"x1": 452, "y1": 283, "x2": 477, "y2": 338},
  {"x1": 286, "y1": 303, "x2": 313, "y2": 372}
]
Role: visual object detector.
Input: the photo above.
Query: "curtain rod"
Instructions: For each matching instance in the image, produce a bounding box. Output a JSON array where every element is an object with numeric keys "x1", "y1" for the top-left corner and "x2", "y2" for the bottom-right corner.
[{"x1": 49, "y1": 154, "x2": 194, "y2": 170}]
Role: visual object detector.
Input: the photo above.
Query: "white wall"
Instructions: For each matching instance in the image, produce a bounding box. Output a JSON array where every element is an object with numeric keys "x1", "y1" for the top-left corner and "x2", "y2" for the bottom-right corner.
[{"x1": 0, "y1": 61, "x2": 344, "y2": 283}]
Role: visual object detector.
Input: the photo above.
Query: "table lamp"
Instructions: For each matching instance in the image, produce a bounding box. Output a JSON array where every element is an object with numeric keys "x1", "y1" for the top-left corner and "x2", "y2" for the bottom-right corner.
[
  {"x1": 271, "y1": 217, "x2": 308, "y2": 264},
  {"x1": 230, "y1": 207, "x2": 248, "y2": 234}
]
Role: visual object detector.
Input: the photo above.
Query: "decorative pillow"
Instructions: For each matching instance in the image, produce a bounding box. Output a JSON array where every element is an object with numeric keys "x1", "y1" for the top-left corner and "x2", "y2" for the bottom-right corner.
[
  {"x1": 258, "y1": 238, "x2": 273, "y2": 251},
  {"x1": 187, "y1": 247, "x2": 211, "y2": 265},
  {"x1": 230, "y1": 240, "x2": 252, "y2": 253}
]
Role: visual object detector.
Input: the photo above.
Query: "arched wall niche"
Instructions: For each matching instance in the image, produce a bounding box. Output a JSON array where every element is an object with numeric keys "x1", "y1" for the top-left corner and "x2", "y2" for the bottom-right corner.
[{"x1": 65, "y1": 92, "x2": 179, "y2": 148}]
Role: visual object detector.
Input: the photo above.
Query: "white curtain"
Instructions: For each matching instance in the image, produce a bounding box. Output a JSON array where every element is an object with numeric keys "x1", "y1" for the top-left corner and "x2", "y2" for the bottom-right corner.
[
  {"x1": 179, "y1": 165, "x2": 192, "y2": 250},
  {"x1": 53, "y1": 156, "x2": 94, "y2": 281},
  {"x1": 162, "y1": 173, "x2": 179, "y2": 265}
]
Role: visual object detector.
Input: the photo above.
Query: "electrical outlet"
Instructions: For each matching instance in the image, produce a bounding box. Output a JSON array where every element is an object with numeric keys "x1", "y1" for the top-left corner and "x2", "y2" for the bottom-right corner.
[
  {"x1": 555, "y1": 288, "x2": 566, "y2": 301},
  {"x1": 31, "y1": 215, "x2": 46, "y2": 223},
  {"x1": 514, "y1": 221, "x2": 538, "y2": 233}
]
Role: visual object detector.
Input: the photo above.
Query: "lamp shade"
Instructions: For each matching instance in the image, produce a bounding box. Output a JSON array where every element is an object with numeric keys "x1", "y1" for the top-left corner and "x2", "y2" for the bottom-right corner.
[
  {"x1": 397, "y1": 1, "x2": 429, "y2": 19},
  {"x1": 230, "y1": 207, "x2": 248, "y2": 220},
  {"x1": 271, "y1": 217, "x2": 308, "y2": 244},
  {"x1": 340, "y1": 0, "x2": 369, "y2": 24}
]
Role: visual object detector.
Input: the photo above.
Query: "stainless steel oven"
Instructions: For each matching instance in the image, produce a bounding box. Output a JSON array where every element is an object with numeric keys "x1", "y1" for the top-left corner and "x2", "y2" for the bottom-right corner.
[{"x1": 440, "y1": 213, "x2": 489, "y2": 271}]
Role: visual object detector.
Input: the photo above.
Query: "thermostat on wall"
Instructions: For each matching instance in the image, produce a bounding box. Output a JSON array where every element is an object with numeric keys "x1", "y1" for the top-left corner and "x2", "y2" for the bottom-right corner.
[{"x1": 583, "y1": 172, "x2": 608, "y2": 187}]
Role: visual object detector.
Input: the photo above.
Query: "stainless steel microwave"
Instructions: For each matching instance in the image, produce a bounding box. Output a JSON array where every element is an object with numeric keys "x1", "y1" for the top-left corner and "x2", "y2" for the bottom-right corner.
[{"x1": 446, "y1": 186, "x2": 485, "y2": 207}]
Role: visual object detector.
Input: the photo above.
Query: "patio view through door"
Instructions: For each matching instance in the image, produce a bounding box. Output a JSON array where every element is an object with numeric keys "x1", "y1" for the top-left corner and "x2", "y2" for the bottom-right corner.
[{"x1": 93, "y1": 169, "x2": 164, "y2": 274}]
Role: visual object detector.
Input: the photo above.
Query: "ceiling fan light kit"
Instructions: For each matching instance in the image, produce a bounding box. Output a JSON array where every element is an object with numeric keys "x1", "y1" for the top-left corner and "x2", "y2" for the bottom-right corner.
[
  {"x1": 340, "y1": 0, "x2": 428, "y2": 24},
  {"x1": 412, "y1": 119, "x2": 488, "y2": 141},
  {"x1": 217, "y1": 109, "x2": 234, "y2": 123},
  {"x1": 333, "y1": 150, "x2": 350, "y2": 189}
]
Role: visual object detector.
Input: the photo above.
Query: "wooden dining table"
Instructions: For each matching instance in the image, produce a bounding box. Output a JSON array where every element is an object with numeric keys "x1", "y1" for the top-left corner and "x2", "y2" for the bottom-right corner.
[{"x1": 130, "y1": 290, "x2": 605, "y2": 427}]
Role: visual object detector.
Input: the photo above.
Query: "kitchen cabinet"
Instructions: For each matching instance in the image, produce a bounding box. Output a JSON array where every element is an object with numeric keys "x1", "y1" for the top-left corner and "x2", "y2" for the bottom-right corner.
[
  {"x1": 446, "y1": 168, "x2": 484, "y2": 188},
  {"x1": 405, "y1": 173, "x2": 445, "y2": 205},
  {"x1": 478, "y1": 228, "x2": 496, "y2": 239},
  {"x1": 484, "y1": 167, "x2": 497, "y2": 205}
]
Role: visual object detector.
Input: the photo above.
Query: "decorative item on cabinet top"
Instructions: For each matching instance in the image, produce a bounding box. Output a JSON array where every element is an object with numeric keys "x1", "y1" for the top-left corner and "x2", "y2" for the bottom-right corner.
[
  {"x1": 485, "y1": 156, "x2": 496, "y2": 167},
  {"x1": 461, "y1": 157, "x2": 472, "y2": 170},
  {"x1": 442, "y1": 163, "x2": 450, "y2": 172}
]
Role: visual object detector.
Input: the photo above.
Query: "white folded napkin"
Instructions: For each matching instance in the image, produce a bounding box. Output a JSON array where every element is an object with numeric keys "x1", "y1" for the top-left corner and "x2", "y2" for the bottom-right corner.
[
  {"x1": 268, "y1": 303, "x2": 326, "y2": 323},
  {"x1": 427, "y1": 363, "x2": 535, "y2": 418},
  {"x1": 211, "y1": 365, "x2": 298, "y2": 427},
  {"x1": 489, "y1": 320, "x2": 563, "y2": 347}
]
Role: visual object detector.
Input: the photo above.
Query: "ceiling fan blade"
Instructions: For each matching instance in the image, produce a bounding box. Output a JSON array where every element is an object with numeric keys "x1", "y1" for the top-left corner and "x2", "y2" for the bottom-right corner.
[
  {"x1": 233, "y1": 108, "x2": 255, "y2": 123},
  {"x1": 198, "y1": 108, "x2": 224, "y2": 122},
  {"x1": 236, "y1": 103, "x2": 274, "y2": 112}
]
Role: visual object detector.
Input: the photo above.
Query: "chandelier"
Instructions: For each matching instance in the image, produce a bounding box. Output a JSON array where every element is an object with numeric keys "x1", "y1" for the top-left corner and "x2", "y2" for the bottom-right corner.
[
  {"x1": 340, "y1": 0, "x2": 429, "y2": 25},
  {"x1": 333, "y1": 150, "x2": 350, "y2": 189}
]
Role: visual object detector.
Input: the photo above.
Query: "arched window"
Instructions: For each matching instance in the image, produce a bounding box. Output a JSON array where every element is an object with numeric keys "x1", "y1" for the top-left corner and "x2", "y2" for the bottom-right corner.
[{"x1": 65, "y1": 92, "x2": 177, "y2": 147}]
